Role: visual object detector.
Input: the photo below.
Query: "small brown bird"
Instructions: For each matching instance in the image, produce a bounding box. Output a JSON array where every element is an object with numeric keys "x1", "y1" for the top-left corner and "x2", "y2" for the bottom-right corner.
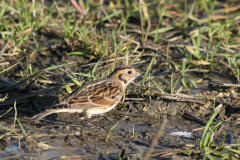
[{"x1": 32, "y1": 66, "x2": 140, "y2": 121}]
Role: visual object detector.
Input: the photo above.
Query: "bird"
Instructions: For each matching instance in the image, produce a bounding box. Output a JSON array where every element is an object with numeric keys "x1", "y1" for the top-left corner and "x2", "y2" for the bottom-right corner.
[{"x1": 31, "y1": 65, "x2": 140, "y2": 121}]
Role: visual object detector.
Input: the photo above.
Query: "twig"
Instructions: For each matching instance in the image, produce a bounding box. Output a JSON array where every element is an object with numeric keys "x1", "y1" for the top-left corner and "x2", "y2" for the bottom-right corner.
[
  {"x1": 79, "y1": 55, "x2": 142, "y2": 67},
  {"x1": 27, "y1": 86, "x2": 42, "y2": 113},
  {"x1": 138, "y1": 0, "x2": 144, "y2": 49},
  {"x1": 142, "y1": 0, "x2": 151, "y2": 44},
  {"x1": 0, "y1": 38, "x2": 11, "y2": 57},
  {"x1": 71, "y1": 0, "x2": 84, "y2": 15},
  {"x1": 160, "y1": 93, "x2": 207, "y2": 104},
  {"x1": 0, "y1": 78, "x2": 23, "y2": 91},
  {"x1": 108, "y1": 110, "x2": 156, "y2": 118},
  {"x1": 1, "y1": 86, "x2": 61, "y2": 103},
  {"x1": 219, "y1": 60, "x2": 237, "y2": 73},
  {"x1": 144, "y1": 118, "x2": 168, "y2": 160},
  {"x1": 34, "y1": 49, "x2": 45, "y2": 68},
  {"x1": 0, "y1": 70, "x2": 44, "y2": 93},
  {"x1": 182, "y1": 111, "x2": 206, "y2": 124}
]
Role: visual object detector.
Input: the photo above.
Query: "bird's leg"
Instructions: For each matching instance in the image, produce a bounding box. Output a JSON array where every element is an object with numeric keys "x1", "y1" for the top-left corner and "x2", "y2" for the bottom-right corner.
[
  {"x1": 85, "y1": 114, "x2": 113, "y2": 129},
  {"x1": 84, "y1": 119, "x2": 97, "y2": 128},
  {"x1": 80, "y1": 114, "x2": 97, "y2": 128},
  {"x1": 92, "y1": 114, "x2": 113, "y2": 122}
]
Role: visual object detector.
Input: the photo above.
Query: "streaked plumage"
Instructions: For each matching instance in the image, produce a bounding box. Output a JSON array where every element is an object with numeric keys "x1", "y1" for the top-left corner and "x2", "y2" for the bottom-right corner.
[{"x1": 31, "y1": 66, "x2": 140, "y2": 121}]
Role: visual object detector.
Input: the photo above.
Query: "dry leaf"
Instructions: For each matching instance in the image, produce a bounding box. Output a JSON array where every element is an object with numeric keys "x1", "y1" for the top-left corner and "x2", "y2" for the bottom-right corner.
[{"x1": 191, "y1": 61, "x2": 211, "y2": 65}]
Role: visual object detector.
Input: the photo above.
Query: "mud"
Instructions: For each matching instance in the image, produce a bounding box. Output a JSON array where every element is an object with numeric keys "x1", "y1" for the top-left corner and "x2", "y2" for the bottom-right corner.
[{"x1": 1, "y1": 97, "x2": 240, "y2": 159}]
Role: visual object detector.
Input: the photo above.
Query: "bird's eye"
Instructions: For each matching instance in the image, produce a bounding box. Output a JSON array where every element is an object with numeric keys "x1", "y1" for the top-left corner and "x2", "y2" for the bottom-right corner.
[{"x1": 128, "y1": 71, "x2": 132, "y2": 74}]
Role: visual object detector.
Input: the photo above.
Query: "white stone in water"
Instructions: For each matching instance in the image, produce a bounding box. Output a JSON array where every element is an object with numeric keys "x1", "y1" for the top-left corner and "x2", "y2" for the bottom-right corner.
[{"x1": 169, "y1": 131, "x2": 192, "y2": 138}]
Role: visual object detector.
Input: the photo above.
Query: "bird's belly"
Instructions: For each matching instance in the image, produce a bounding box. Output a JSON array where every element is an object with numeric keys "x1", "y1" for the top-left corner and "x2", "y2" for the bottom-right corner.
[
  {"x1": 88, "y1": 105, "x2": 116, "y2": 114},
  {"x1": 55, "y1": 109, "x2": 84, "y2": 113},
  {"x1": 85, "y1": 103, "x2": 118, "y2": 118}
]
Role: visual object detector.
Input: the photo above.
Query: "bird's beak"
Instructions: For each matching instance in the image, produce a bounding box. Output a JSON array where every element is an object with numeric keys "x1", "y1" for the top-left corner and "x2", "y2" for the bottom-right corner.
[{"x1": 135, "y1": 72, "x2": 140, "y2": 77}]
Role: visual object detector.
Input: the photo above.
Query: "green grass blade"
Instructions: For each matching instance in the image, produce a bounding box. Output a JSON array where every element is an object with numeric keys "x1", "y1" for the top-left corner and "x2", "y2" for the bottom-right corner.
[
  {"x1": 0, "y1": 94, "x2": 8, "y2": 102},
  {"x1": 129, "y1": 50, "x2": 144, "y2": 65},
  {"x1": 0, "y1": 124, "x2": 15, "y2": 132},
  {"x1": 16, "y1": 118, "x2": 27, "y2": 137},
  {"x1": 153, "y1": 80, "x2": 165, "y2": 93},
  {"x1": 44, "y1": 62, "x2": 76, "y2": 71},
  {"x1": 13, "y1": 101, "x2": 17, "y2": 132},
  {"x1": 221, "y1": 132, "x2": 227, "y2": 147},
  {"x1": 200, "y1": 104, "x2": 223, "y2": 149},
  {"x1": 0, "y1": 107, "x2": 12, "y2": 119},
  {"x1": 141, "y1": 55, "x2": 155, "y2": 85},
  {"x1": 61, "y1": 77, "x2": 72, "y2": 94},
  {"x1": 0, "y1": 63, "x2": 19, "y2": 74},
  {"x1": 92, "y1": 58, "x2": 103, "y2": 74}
]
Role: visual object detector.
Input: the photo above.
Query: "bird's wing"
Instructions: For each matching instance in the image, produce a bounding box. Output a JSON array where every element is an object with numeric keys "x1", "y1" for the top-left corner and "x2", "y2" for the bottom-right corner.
[
  {"x1": 68, "y1": 95, "x2": 116, "y2": 106},
  {"x1": 51, "y1": 95, "x2": 116, "y2": 110},
  {"x1": 51, "y1": 79, "x2": 122, "y2": 110}
]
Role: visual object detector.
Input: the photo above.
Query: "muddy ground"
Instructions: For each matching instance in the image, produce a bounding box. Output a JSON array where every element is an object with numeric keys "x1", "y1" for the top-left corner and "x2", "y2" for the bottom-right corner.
[{"x1": 1, "y1": 68, "x2": 240, "y2": 159}]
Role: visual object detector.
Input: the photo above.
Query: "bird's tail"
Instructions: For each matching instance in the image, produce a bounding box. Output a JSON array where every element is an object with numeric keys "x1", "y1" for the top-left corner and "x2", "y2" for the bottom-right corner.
[
  {"x1": 31, "y1": 110, "x2": 53, "y2": 121},
  {"x1": 31, "y1": 102, "x2": 65, "y2": 121}
]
